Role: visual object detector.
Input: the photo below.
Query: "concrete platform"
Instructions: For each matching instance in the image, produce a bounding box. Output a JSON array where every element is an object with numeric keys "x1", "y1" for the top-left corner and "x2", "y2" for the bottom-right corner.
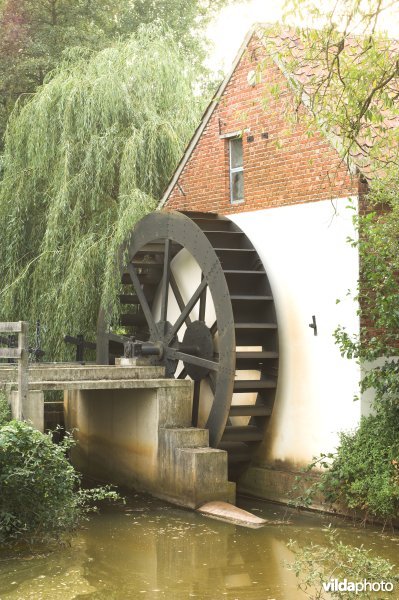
[
  {"x1": 7, "y1": 378, "x2": 190, "y2": 391},
  {"x1": 1, "y1": 362, "x2": 236, "y2": 508},
  {"x1": 1, "y1": 364, "x2": 165, "y2": 385},
  {"x1": 1, "y1": 364, "x2": 167, "y2": 431},
  {"x1": 63, "y1": 369, "x2": 236, "y2": 509}
]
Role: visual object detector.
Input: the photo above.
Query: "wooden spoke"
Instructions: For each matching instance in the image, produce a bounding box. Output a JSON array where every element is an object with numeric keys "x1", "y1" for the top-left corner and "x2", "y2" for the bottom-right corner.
[
  {"x1": 165, "y1": 278, "x2": 207, "y2": 344},
  {"x1": 169, "y1": 271, "x2": 192, "y2": 327},
  {"x1": 199, "y1": 275, "x2": 206, "y2": 322},
  {"x1": 165, "y1": 347, "x2": 219, "y2": 372},
  {"x1": 192, "y1": 380, "x2": 201, "y2": 426},
  {"x1": 210, "y1": 320, "x2": 218, "y2": 336},
  {"x1": 126, "y1": 263, "x2": 158, "y2": 338},
  {"x1": 160, "y1": 239, "x2": 171, "y2": 324}
]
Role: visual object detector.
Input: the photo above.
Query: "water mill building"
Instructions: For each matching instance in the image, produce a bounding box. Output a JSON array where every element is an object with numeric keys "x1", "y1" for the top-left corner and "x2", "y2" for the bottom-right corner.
[{"x1": 156, "y1": 24, "x2": 371, "y2": 502}]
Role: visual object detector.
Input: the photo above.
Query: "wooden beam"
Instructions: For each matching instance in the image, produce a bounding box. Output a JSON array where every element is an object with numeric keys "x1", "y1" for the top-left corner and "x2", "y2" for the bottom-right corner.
[
  {"x1": 126, "y1": 263, "x2": 159, "y2": 339},
  {"x1": 107, "y1": 332, "x2": 127, "y2": 344},
  {"x1": 160, "y1": 239, "x2": 171, "y2": 324},
  {"x1": 166, "y1": 278, "x2": 207, "y2": 343},
  {"x1": 0, "y1": 348, "x2": 21, "y2": 359},
  {"x1": 64, "y1": 335, "x2": 96, "y2": 350},
  {"x1": 0, "y1": 322, "x2": 23, "y2": 333}
]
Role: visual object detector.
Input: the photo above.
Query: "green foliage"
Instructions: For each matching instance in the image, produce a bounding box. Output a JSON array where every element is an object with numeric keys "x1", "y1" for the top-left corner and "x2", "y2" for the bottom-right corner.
[
  {"x1": 324, "y1": 412, "x2": 399, "y2": 520},
  {"x1": 334, "y1": 176, "x2": 399, "y2": 367},
  {"x1": 0, "y1": 421, "x2": 78, "y2": 543},
  {"x1": 275, "y1": 0, "x2": 399, "y2": 525},
  {"x1": 293, "y1": 406, "x2": 399, "y2": 521},
  {"x1": 272, "y1": 1, "x2": 399, "y2": 172},
  {"x1": 288, "y1": 526, "x2": 398, "y2": 600},
  {"x1": 0, "y1": 390, "x2": 11, "y2": 426},
  {"x1": 0, "y1": 0, "x2": 234, "y2": 145},
  {"x1": 0, "y1": 27, "x2": 201, "y2": 359},
  {"x1": 0, "y1": 420, "x2": 120, "y2": 545}
]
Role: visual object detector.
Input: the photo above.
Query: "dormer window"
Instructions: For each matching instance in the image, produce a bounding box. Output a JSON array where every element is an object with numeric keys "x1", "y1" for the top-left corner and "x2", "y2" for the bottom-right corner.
[{"x1": 229, "y1": 137, "x2": 244, "y2": 203}]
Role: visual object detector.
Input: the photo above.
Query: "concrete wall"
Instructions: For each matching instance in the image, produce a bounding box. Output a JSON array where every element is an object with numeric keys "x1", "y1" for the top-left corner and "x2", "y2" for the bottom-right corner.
[
  {"x1": 9, "y1": 390, "x2": 44, "y2": 432},
  {"x1": 66, "y1": 387, "x2": 162, "y2": 489},
  {"x1": 64, "y1": 380, "x2": 235, "y2": 508}
]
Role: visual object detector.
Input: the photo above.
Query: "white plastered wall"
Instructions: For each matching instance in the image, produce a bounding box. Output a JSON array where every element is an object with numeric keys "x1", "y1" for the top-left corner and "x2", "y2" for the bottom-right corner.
[{"x1": 230, "y1": 197, "x2": 361, "y2": 466}]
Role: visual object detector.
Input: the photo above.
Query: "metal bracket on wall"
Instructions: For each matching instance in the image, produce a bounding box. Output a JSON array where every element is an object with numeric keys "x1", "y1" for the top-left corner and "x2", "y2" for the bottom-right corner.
[{"x1": 309, "y1": 315, "x2": 318, "y2": 336}]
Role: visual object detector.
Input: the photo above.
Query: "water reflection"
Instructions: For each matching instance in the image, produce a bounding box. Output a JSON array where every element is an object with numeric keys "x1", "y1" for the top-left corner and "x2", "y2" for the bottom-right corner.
[{"x1": 0, "y1": 494, "x2": 398, "y2": 600}]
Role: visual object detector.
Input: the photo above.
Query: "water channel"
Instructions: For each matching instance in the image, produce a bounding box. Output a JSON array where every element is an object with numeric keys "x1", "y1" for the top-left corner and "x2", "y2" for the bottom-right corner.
[{"x1": 0, "y1": 493, "x2": 398, "y2": 600}]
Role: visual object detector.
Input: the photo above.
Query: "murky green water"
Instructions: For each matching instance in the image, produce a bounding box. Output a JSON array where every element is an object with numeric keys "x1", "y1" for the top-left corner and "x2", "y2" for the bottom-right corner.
[{"x1": 0, "y1": 494, "x2": 398, "y2": 600}]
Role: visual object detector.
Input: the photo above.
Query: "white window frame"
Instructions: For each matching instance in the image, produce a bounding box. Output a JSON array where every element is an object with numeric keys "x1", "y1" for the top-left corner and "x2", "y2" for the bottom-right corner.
[{"x1": 229, "y1": 137, "x2": 244, "y2": 204}]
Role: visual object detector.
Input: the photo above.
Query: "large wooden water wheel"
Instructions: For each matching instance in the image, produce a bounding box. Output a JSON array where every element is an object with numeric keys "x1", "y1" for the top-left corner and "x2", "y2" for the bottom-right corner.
[{"x1": 101, "y1": 210, "x2": 279, "y2": 469}]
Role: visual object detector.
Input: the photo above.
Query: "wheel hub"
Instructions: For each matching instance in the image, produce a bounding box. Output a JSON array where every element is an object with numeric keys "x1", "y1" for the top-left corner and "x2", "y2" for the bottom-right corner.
[{"x1": 182, "y1": 320, "x2": 214, "y2": 381}]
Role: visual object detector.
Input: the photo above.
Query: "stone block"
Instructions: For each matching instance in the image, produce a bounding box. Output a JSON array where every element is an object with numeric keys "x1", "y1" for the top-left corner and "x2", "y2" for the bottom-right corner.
[
  {"x1": 173, "y1": 447, "x2": 233, "y2": 507},
  {"x1": 157, "y1": 384, "x2": 193, "y2": 428},
  {"x1": 157, "y1": 428, "x2": 235, "y2": 507},
  {"x1": 158, "y1": 427, "x2": 208, "y2": 485}
]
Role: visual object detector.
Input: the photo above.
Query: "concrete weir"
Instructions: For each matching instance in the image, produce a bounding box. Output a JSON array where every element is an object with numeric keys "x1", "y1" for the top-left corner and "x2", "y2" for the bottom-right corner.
[{"x1": 63, "y1": 365, "x2": 236, "y2": 509}]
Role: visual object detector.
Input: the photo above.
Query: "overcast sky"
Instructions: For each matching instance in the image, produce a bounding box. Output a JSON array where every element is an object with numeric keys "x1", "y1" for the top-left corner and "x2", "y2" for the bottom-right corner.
[
  {"x1": 206, "y1": 0, "x2": 399, "y2": 73},
  {"x1": 206, "y1": 0, "x2": 285, "y2": 72}
]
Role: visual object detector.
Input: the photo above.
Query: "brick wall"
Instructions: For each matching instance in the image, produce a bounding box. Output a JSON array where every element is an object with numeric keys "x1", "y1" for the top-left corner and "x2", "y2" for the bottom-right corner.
[{"x1": 165, "y1": 33, "x2": 359, "y2": 214}]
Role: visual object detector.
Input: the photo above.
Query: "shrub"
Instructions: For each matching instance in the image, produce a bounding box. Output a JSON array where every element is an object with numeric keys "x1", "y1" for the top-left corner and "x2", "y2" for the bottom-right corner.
[
  {"x1": 319, "y1": 407, "x2": 399, "y2": 521},
  {"x1": 288, "y1": 526, "x2": 398, "y2": 600},
  {"x1": 291, "y1": 404, "x2": 399, "y2": 523},
  {"x1": 0, "y1": 389, "x2": 11, "y2": 426},
  {"x1": 0, "y1": 420, "x2": 119, "y2": 545}
]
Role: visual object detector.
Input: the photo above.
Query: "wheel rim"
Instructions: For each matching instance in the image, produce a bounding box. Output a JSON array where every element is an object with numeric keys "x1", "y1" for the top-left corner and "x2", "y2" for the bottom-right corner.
[{"x1": 121, "y1": 210, "x2": 236, "y2": 447}]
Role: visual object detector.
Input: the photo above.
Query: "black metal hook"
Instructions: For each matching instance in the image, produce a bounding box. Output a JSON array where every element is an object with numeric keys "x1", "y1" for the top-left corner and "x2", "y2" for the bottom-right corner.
[{"x1": 309, "y1": 315, "x2": 318, "y2": 336}]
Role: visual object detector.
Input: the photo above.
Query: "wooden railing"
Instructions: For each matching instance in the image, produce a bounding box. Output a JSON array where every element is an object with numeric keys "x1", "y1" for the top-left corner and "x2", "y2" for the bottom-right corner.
[
  {"x1": 0, "y1": 322, "x2": 28, "y2": 420},
  {"x1": 64, "y1": 334, "x2": 96, "y2": 362}
]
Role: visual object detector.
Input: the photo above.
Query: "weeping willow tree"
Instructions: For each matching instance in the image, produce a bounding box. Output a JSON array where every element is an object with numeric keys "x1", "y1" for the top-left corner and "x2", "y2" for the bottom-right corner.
[{"x1": 0, "y1": 27, "x2": 202, "y2": 359}]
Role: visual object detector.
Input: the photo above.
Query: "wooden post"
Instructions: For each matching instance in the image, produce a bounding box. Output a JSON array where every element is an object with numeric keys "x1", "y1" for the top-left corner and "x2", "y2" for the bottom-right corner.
[
  {"x1": 0, "y1": 321, "x2": 29, "y2": 421},
  {"x1": 64, "y1": 334, "x2": 97, "y2": 362},
  {"x1": 17, "y1": 321, "x2": 28, "y2": 421},
  {"x1": 76, "y1": 334, "x2": 84, "y2": 362},
  {"x1": 96, "y1": 307, "x2": 109, "y2": 365}
]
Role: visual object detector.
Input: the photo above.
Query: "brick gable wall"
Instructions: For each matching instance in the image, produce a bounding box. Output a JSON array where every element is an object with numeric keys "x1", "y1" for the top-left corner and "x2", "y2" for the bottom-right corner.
[{"x1": 165, "y1": 33, "x2": 359, "y2": 214}]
